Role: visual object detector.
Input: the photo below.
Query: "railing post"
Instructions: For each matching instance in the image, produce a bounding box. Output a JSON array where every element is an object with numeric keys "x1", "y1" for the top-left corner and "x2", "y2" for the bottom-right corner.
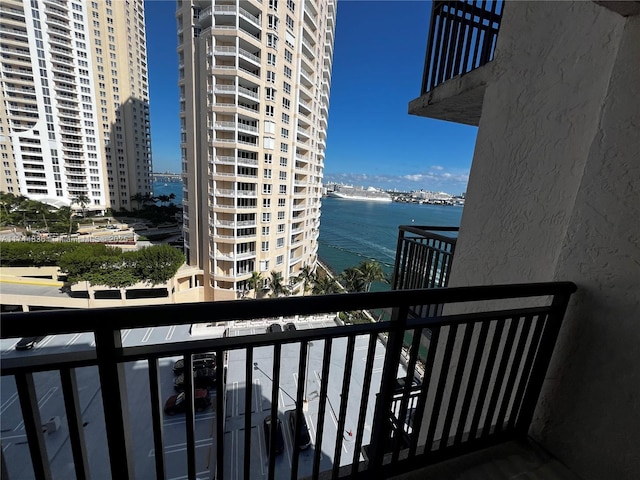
[
  {"x1": 94, "y1": 327, "x2": 135, "y2": 479},
  {"x1": 515, "y1": 292, "x2": 574, "y2": 434},
  {"x1": 60, "y1": 368, "x2": 91, "y2": 480},
  {"x1": 367, "y1": 305, "x2": 410, "y2": 473},
  {"x1": 15, "y1": 372, "x2": 52, "y2": 480}
]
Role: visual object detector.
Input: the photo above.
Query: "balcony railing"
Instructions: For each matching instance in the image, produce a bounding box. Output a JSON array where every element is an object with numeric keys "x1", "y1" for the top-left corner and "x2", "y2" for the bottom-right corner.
[
  {"x1": 1, "y1": 279, "x2": 575, "y2": 480},
  {"x1": 392, "y1": 225, "x2": 458, "y2": 291},
  {"x1": 421, "y1": 0, "x2": 503, "y2": 93}
]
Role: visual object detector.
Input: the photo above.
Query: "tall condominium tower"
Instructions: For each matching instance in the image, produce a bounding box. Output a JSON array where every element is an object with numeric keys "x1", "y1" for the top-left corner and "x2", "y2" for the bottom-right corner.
[
  {"x1": 178, "y1": 0, "x2": 335, "y2": 300},
  {"x1": 0, "y1": 0, "x2": 152, "y2": 213}
]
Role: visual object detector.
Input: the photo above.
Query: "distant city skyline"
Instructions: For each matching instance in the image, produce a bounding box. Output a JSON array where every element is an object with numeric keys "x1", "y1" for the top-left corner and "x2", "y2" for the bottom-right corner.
[{"x1": 145, "y1": 1, "x2": 477, "y2": 193}]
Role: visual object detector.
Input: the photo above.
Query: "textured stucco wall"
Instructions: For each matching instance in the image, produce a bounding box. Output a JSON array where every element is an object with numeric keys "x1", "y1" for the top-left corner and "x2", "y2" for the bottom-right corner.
[{"x1": 448, "y1": 2, "x2": 639, "y2": 478}]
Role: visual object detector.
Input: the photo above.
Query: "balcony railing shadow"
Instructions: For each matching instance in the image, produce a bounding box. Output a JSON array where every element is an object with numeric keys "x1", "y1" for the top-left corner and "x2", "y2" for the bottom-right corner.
[{"x1": 1, "y1": 280, "x2": 575, "y2": 480}]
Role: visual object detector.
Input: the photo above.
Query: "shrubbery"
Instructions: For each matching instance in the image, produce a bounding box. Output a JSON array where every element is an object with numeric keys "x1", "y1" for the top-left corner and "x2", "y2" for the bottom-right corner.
[{"x1": 1, "y1": 242, "x2": 184, "y2": 288}]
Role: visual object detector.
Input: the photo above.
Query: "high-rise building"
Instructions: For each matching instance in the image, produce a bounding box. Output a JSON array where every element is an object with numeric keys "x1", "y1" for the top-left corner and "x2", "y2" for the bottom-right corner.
[
  {"x1": 178, "y1": 0, "x2": 335, "y2": 300},
  {"x1": 0, "y1": 0, "x2": 152, "y2": 213}
]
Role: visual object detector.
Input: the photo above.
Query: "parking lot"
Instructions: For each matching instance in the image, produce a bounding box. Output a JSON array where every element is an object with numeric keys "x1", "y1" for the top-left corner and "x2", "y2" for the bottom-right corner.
[{"x1": 0, "y1": 316, "x2": 403, "y2": 479}]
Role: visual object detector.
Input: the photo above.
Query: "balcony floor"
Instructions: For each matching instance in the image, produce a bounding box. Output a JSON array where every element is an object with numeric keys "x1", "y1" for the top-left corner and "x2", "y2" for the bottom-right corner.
[{"x1": 389, "y1": 439, "x2": 582, "y2": 480}]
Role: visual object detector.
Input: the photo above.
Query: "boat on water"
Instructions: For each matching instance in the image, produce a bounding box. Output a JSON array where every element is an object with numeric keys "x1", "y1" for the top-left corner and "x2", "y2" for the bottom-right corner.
[{"x1": 326, "y1": 185, "x2": 392, "y2": 202}]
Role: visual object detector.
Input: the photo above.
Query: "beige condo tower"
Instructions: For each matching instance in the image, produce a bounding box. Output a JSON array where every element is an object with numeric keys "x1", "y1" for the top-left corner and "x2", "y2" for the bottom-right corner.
[
  {"x1": 177, "y1": 0, "x2": 336, "y2": 300},
  {"x1": 0, "y1": 0, "x2": 152, "y2": 213}
]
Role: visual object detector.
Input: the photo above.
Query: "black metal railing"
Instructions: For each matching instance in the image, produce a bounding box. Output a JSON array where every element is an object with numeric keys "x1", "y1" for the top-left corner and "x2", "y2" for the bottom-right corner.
[
  {"x1": 421, "y1": 1, "x2": 504, "y2": 93},
  {"x1": 1, "y1": 282, "x2": 576, "y2": 480},
  {"x1": 392, "y1": 225, "x2": 458, "y2": 291}
]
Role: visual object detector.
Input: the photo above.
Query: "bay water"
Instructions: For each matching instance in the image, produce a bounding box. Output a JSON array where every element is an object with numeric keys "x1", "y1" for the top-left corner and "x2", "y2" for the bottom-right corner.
[{"x1": 152, "y1": 181, "x2": 462, "y2": 290}]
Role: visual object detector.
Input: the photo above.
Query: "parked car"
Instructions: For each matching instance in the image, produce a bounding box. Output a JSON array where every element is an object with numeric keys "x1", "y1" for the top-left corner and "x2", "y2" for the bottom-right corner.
[
  {"x1": 173, "y1": 352, "x2": 216, "y2": 375},
  {"x1": 287, "y1": 410, "x2": 312, "y2": 450},
  {"x1": 394, "y1": 376, "x2": 421, "y2": 393},
  {"x1": 15, "y1": 336, "x2": 46, "y2": 351},
  {"x1": 266, "y1": 323, "x2": 282, "y2": 333},
  {"x1": 284, "y1": 322, "x2": 297, "y2": 331},
  {"x1": 263, "y1": 416, "x2": 285, "y2": 455},
  {"x1": 173, "y1": 367, "x2": 217, "y2": 392},
  {"x1": 164, "y1": 388, "x2": 211, "y2": 415}
]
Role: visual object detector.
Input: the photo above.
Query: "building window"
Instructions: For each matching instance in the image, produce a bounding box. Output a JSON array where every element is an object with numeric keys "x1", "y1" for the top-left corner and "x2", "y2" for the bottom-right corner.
[
  {"x1": 279, "y1": 171, "x2": 287, "y2": 180},
  {"x1": 262, "y1": 212, "x2": 271, "y2": 222},
  {"x1": 282, "y1": 98, "x2": 290, "y2": 110},
  {"x1": 267, "y1": 14, "x2": 279, "y2": 30},
  {"x1": 283, "y1": 82, "x2": 291, "y2": 94},
  {"x1": 278, "y1": 198, "x2": 286, "y2": 207},
  {"x1": 263, "y1": 184, "x2": 272, "y2": 194},
  {"x1": 286, "y1": 15, "x2": 294, "y2": 31},
  {"x1": 265, "y1": 105, "x2": 274, "y2": 117},
  {"x1": 265, "y1": 87, "x2": 276, "y2": 101},
  {"x1": 281, "y1": 128, "x2": 289, "y2": 139},
  {"x1": 267, "y1": 33, "x2": 278, "y2": 48},
  {"x1": 285, "y1": 50, "x2": 293, "y2": 63},
  {"x1": 263, "y1": 198, "x2": 271, "y2": 208},
  {"x1": 277, "y1": 238, "x2": 285, "y2": 248},
  {"x1": 262, "y1": 226, "x2": 270, "y2": 235},
  {"x1": 261, "y1": 241, "x2": 269, "y2": 252},
  {"x1": 282, "y1": 113, "x2": 290, "y2": 124},
  {"x1": 264, "y1": 153, "x2": 272, "y2": 164},
  {"x1": 267, "y1": 53, "x2": 276, "y2": 66},
  {"x1": 279, "y1": 185, "x2": 287, "y2": 194},
  {"x1": 276, "y1": 255, "x2": 284, "y2": 265},
  {"x1": 268, "y1": 0, "x2": 278, "y2": 10},
  {"x1": 284, "y1": 66, "x2": 292, "y2": 79},
  {"x1": 278, "y1": 211, "x2": 286, "y2": 220},
  {"x1": 263, "y1": 168, "x2": 272, "y2": 179},
  {"x1": 280, "y1": 143, "x2": 288, "y2": 153},
  {"x1": 267, "y1": 71, "x2": 276, "y2": 83},
  {"x1": 279, "y1": 157, "x2": 288, "y2": 166}
]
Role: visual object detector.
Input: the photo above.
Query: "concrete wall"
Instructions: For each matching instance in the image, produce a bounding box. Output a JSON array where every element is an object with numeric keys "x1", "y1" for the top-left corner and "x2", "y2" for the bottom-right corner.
[{"x1": 448, "y1": 2, "x2": 639, "y2": 479}]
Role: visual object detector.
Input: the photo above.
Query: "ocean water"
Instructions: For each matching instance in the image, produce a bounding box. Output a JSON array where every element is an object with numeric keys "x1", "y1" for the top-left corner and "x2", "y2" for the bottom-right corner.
[
  {"x1": 152, "y1": 181, "x2": 462, "y2": 288},
  {"x1": 152, "y1": 180, "x2": 183, "y2": 204},
  {"x1": 317, "y1": 197, "x2": 462, "y2": 289}
]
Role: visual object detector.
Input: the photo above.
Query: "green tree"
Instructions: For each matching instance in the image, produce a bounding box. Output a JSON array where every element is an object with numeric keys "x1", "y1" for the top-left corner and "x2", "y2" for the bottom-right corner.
[
  {"x1": 130, "y1": 193, "x2": 144, "y2": 211},
  {"x1": 156, "y1": 194, "x2": 170, "y2": 206},
  {"x1": 268, "y1": 270, "x2": 290, "y2": 298},
  {"x1": 130, "y1": 245, "x2": 185, "y2": 286},
  {"x1": 312, "y1": 275, "x2": 340, "y2": 295},
  {"x1": 357, "y1": 259, "x2": 387, "y2": 292},
  {"x1": 247, "y1": 271, "x2": 263, "y2": 298},
  {"x1": 71, "y1": 195, "x2": 91, "y2": 218},
  {"x1": 295, "y1": 264, "x2": 316, "y2": 294},
  {"x1": 340, "y1": 266, "x2": 366, "y2": 293}
]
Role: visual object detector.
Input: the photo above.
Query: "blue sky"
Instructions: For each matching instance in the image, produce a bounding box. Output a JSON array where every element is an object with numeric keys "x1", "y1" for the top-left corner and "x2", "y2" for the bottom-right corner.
[{"x1": 145, "y1": 1, "x2": 477, "y2": 194}]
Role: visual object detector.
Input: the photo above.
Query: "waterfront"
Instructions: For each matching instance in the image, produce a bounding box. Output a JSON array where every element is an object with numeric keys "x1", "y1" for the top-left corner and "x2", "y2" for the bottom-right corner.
[
  {"x1": 152, "y1": 181, "x2": 462, "y2": 289},
  {"x1": 317, "y1": 197, "x2": 462, "y2": 291}
]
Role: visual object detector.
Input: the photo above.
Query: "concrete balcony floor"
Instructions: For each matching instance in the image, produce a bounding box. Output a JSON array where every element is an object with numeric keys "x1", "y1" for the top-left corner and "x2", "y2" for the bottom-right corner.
[{"x1": 390, "y1": 439, "x2": 581, "y2": 480}]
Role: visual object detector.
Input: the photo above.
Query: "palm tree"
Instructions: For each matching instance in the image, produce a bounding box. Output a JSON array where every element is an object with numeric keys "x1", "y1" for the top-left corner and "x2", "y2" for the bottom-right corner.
[
  {"x1": 247, "y1": 271, "x2": 262, "y2": 299},
  {"x1": 295, "y1": 264, "x2": 316, "y2": 295},
  {"x1": 156, "y1": 194, "x2": 170, "y2": 206},
  {"x1": 357, "y1": 259, "x2": 387, "y2": 292},
  {"x1": 130, "y1": 193, "x2": 144, "y2": 211},
  {"x1": 312, "y1": 275, "x2": 340, "y2": 295},
  {"x1": 142, "y1": 192, "x2": 157, "y2": 207},
  {"x1": 168, "y1": 192, "x2": 177, "y2": 205},
  {"x1": 71, "y1": 195, "x2": 90, "y2": 218},
  {"x1": 268, "y1": 270, "x2": 291, "y2": 298},
  {"x1": 340, "y1": 266, "x2": 366, "y2": 293}
]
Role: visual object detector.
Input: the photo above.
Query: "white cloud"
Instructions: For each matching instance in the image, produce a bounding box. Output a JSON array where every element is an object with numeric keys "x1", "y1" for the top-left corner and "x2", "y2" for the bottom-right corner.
[{"x1": 323, "y1": 169, "x2": 469, "y2": 194}]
